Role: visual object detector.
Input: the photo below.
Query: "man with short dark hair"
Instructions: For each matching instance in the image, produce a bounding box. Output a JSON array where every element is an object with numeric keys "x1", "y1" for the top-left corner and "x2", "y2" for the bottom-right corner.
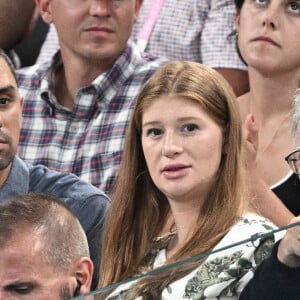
[
  {"x1": 0, "y1": 192, "x2": 94, "y2": 299},
  {"x1": 16, "y1": 0, "x2": 164, "y2": 196},
  {"x1": 0, "y1": 49, "x2": 109, "y2": 289}
]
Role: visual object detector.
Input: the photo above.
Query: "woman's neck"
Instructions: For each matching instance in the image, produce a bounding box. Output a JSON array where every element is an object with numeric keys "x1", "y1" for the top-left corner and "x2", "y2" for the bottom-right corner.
[
  {"x1": 246, "y1": 68, "x2": 299, "y2": 117},
  {"x1": 165, "y1": 209, "x2": 199, "y2": 259},
  {"x1": 238, "y1": 67, "x2": 297, "y2": 186}
]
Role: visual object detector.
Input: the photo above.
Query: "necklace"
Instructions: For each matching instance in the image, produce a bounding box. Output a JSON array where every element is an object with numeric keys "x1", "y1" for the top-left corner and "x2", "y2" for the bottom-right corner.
[{"x1": 256, "y1": 110, "x2": 292, "y2": 161}]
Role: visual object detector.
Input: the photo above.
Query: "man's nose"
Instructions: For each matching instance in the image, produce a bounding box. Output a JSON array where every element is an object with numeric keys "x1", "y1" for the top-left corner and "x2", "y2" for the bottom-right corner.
[{"x1": 89, "y1": 0, "x2": 111, "y2": 17}]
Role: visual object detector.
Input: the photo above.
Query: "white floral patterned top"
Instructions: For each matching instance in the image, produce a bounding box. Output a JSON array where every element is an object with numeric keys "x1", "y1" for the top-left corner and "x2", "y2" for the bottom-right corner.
[{"x1": 105, "y1": 214, "x2": 283, "y2": 300}]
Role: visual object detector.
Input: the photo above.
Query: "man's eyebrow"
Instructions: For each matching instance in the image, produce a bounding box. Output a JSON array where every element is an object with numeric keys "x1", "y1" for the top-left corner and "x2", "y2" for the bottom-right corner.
[{"x1": 0, "y1": 85, "x2": 17, "y2": 95}]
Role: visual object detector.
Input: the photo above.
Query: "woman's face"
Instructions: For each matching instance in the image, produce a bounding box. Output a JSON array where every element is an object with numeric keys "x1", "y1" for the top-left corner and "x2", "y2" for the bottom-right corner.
[
  {"x1": 141, "y1": 95, "x2": 224, "y2": 206},
  {"x1": 236, "y1": 0, "x2": 300, "y2": 74}
]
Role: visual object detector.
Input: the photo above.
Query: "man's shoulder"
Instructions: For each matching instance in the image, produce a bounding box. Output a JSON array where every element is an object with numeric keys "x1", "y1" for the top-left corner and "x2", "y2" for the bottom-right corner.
[
  {"x1": 16, "y1": 62, "x2": 51, "y2": 87},
  {"x1": 131, "y1": 45, "x2": 167, "y2": 71},
  {"x1": 135, "y1": 54, "x2": 166, "y2": 75},
  {"x1": 123, "y1": 43, "x2": 167, "y2": 83},
  {"x1": 27, "y1": 162, "x2": 110, "y2": 208}
]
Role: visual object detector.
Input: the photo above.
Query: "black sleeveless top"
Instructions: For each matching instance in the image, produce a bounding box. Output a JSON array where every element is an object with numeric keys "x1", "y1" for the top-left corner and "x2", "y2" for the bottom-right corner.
[{"x1": 272, "y1": 172, "x2": 300, "y2": 216}]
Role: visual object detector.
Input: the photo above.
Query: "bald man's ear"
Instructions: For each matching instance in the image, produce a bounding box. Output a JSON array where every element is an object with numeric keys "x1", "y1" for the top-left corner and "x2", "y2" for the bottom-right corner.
[
  {"x1": 36, "y1": 0, "x2": 53, "y2": 24},
  {"x1": 74, "y1": 257, "x2": 94, "y2": 295}
]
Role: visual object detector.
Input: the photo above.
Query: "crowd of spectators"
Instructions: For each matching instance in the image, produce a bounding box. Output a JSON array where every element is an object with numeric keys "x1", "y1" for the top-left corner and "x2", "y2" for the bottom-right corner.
[{"x1": 0, "y1": 0, "x2": 300, "y2": 299}]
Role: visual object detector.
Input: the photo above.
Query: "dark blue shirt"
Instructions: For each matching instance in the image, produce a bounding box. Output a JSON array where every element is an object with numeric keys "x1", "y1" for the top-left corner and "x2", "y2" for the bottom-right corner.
[{"x1": 0, "y1": 156, "x2": 110, "y2": 289}]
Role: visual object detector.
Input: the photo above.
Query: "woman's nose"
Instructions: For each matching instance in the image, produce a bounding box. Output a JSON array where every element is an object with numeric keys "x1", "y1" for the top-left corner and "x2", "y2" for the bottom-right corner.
[
  {"x1": 161, "y1": 133, "x2": 183, "y2": 157},
  {"x1": 262, "y1": 6, "x2": 279, "y2": 30}
]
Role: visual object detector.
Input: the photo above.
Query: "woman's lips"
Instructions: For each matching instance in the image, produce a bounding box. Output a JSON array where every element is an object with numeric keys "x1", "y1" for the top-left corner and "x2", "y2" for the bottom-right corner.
[
  {"x1": 162, "y1": 164, "x2": 191, "y2": 179},
  {"x1": 253, "y1": 36, "x2": 280, "y2": 47}
]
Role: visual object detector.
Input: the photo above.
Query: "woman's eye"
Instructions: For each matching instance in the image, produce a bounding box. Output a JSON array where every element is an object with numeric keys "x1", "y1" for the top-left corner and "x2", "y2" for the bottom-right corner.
[
  {"x1": 254, "y1": 0, "x2": 267, "y2": 6},
  {"x1": 146, "y1": 128, "x2": 162, "y2": 136},
  {"x1": 288, "y1": 1, "x2": 300, "y2": 13},
  {"x1": 182, "y1": 124, "x2": 199, "y2": 133}
]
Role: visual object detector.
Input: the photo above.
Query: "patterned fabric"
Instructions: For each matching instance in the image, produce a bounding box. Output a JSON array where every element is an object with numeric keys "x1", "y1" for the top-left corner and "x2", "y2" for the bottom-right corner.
[
  {"x1": 36, "y1": 0, "x2": 245, "y2": 70},
  {"x1": 16, "y1": 43, "x2": 164, "y2": 195},
  {"x1": 131, "y1": 0, "x2": 246, "y2": 69},
  {"x1": 105, "y1": 214, "x2": 281, "y2": 299}
]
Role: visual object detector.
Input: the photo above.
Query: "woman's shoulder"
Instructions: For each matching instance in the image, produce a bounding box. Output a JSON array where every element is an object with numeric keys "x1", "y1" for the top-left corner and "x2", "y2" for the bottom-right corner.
[
  {"x1": 238, "y1": 213, "x2": 277, "y2": 229},
  {"x1": 160, "y1": 214, "x2": 278, "y2": 299},
  {"x1": 227, "y1": 213, "x2": 279, "y2": 241},
  {"x1": 207, "y1": 213, "x2": 279, "y2": 264}
]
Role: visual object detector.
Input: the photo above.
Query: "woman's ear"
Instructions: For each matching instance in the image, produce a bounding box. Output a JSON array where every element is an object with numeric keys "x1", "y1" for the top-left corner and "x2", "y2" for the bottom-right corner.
[{"x1": 36, "y1": 0, "x2": 54, "y2": 24}]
